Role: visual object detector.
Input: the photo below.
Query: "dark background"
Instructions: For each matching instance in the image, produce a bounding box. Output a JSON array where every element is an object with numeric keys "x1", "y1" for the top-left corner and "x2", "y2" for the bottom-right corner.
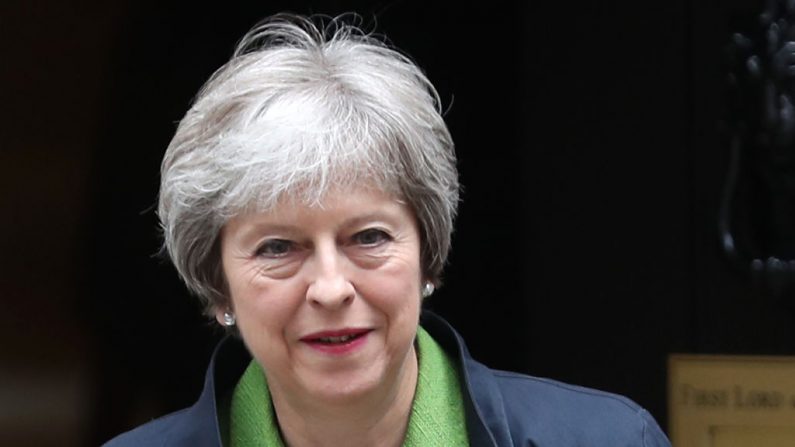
[{"x1": 4, "y1": 0, "x2": 793, "y2": 445}]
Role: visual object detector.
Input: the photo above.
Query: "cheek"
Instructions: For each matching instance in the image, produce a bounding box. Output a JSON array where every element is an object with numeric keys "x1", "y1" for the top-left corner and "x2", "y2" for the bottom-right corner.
[
  {"x1": 358, "y1": 259, "x2": 422, "y2": 311},
  {"x1": 226, "y1": 268, "x2": 303, "y2": 335}
]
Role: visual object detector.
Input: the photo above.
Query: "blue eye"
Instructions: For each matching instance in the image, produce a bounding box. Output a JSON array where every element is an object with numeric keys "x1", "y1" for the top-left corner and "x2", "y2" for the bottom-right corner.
[
  {"x1": 256, "y1": 239, "x2": 293, "y2": 257},
  {"x1": 354, "y1": 229, "x2": 391, "y2": 246}
]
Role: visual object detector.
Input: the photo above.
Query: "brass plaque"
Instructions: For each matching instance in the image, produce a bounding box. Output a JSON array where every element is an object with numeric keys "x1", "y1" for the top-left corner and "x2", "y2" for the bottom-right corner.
[{"x1": 669, "y1": 355, "x2": 795, "y2": 447}]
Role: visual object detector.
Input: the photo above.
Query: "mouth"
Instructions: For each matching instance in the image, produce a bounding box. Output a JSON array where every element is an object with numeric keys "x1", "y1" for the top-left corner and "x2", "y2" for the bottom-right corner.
[{"x1": 301, "y1": 328, "x2": 372, "y2": 345}]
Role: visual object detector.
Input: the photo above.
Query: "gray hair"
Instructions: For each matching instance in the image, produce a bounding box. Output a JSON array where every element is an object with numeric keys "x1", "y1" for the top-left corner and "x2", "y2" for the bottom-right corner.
[{"x1": 158, "y1": 14, "x2": 459, "y2": 315}]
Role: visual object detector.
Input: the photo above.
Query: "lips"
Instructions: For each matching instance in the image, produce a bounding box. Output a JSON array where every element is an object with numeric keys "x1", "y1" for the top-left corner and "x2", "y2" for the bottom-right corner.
[
  {"x1": 300, "y1": 328, "x2": 372, "y2": 354},
  {"x1": 301, "y1": 328, "x2": 371, "y2": 344}
]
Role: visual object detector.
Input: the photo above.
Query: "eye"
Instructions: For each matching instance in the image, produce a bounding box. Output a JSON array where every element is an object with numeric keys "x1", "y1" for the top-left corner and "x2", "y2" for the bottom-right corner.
[
  {"x1": 255, "y1": 239, "x2": 294, "y2": 258},
  {"x1": 352, "y1": 228, "x2": 391, "y2": 246}
]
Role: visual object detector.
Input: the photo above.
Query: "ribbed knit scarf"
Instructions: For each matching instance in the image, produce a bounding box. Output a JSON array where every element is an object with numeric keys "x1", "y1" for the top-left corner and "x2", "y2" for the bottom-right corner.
[{"x1": 228, "y1": 327, "x2": 469, "y2": 446}]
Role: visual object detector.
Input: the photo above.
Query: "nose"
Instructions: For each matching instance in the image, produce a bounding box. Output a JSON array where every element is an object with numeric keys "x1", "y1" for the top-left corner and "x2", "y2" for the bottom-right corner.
[{"x1": 305, "y1": 242, "x2": 355, "y2": 309}]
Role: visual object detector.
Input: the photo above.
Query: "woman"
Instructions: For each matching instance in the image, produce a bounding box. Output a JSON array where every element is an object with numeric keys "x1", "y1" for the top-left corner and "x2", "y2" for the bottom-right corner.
[{"x1": 106, "y1": 14, "x2": 670, "y2": 447}]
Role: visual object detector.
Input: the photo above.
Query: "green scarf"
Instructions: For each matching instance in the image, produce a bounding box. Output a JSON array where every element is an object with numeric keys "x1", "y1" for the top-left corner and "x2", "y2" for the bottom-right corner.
[{"x1": 228, "y1": 327, "x2": 469, "y2": 446}]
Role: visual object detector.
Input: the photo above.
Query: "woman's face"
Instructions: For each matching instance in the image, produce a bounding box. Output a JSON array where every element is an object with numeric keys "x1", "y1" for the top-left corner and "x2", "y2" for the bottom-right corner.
[{"x1": 218, "y1": 186, "x2": 423, "y2": 405}]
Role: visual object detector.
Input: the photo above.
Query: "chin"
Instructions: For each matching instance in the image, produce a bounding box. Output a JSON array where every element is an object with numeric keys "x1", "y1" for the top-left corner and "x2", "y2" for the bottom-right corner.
[{"x1": 301, "y1": 367, "x2": 387, "y2": 404}]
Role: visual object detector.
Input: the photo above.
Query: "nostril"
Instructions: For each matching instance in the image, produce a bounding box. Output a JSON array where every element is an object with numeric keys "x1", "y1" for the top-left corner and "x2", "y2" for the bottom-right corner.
[{"x1": 305, "y1": 276, "x2": 355, "y2": 307}]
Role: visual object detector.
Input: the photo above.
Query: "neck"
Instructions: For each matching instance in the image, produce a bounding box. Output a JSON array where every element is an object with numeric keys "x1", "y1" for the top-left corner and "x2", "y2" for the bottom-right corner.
[{"x1": 268, "y1": 347, "x2": 418, "y2": 447}]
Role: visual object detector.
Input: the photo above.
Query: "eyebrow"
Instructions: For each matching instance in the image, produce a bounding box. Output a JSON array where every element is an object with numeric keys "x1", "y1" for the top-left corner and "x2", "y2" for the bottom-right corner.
[
  {"x1": 340, "y1": 211, "x2": 402, "y2": 229},
  {"x1": 231, "y1": 208, "x2": 405, "y2": 244}
]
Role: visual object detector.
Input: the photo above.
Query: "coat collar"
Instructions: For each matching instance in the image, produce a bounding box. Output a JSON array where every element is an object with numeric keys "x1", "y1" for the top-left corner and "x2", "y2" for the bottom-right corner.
[
  {"x1": 176, "y1": 334, "x2": 248, "y2": 446},
  {"x1": 189, "y1": 311, "x2": 510, "y2": 446},
  {"x1": 420, "y1": 311, "x2": 513, "y2": 447}
]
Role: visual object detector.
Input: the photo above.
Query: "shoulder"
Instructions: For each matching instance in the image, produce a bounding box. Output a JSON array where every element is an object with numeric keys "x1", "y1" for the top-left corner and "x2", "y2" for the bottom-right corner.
[
  {"x1": 418, "y1": 312, "x2": 670, "y2": 446},
  {"x1": 485, "y1": 367, "x2": 670, "y2": 447},
  {"x1": 103, "y1": 336, "x2": 246, "y2": 447},
  {"x1": 102, "y1": 408, "x2": 190, "y2": 447}
]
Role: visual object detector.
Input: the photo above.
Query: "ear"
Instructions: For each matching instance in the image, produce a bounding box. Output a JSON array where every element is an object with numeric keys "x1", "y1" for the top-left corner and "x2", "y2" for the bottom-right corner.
[
  {"x1": 214, "y1": 308, "x2": 227, "y2": 326},
  {"x1": 421, "y1": 281, "x2": 435, "y2": 299}
]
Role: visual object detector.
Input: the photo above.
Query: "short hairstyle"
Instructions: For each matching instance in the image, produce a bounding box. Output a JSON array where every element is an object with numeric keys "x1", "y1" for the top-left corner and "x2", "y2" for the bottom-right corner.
[{"x1": 158, "y1": 14, "x2": 459, "y2": 315}]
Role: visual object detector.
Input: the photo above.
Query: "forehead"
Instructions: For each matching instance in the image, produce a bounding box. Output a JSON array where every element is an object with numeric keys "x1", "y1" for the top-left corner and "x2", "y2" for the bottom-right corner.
[
  {"x1": 253, "y1": 178, "x2": 402, "y2": 213},
  {"x1": 275, "y1": 185, "x2": 406, "y2": 218},
  {"x1": 226, "y1": 185, "x2": 415, "y2": 234}
]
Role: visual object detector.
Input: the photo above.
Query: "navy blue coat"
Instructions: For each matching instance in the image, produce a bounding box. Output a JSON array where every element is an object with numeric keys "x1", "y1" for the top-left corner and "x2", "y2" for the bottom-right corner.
[{"x1": 104, "y1": 312, "x2": 671, "y2": 446}]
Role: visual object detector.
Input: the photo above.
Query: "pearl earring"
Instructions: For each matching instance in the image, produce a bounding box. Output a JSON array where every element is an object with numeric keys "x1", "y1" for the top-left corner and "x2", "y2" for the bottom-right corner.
[
  {"x1": 222, "y1": 312, "x2": 236, "y2": 327},
  {"x1": 421, "y1": 282, "x2": 435, "y2": 298}
]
